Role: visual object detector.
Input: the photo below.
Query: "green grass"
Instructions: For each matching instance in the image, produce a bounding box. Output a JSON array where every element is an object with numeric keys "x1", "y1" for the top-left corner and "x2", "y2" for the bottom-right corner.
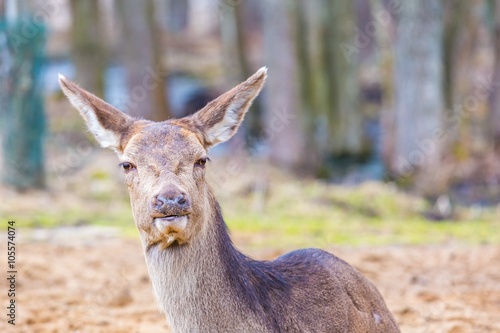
[
  {"x1": 11, "y1": 206, "x2": 134, "y2": 230},
  {"x1": 219, "y1": 178, "x2": 500, "y2": 250},
  {"x1": 4, "y1": 166, "x2": 499, "y2": 251},
  {"x1": 224, "y1": 198, "x2": 500, "y2": 250}
]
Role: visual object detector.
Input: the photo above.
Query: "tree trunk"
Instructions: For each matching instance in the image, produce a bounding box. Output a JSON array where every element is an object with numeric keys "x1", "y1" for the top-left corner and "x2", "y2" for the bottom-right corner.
[
  {"x1": 0, "y1": 13, "x2": 7, "y2": 177},
  {"x1": 1, "y1": 18, "x2": 46, "y2": 189},
  {"x1": 164, "y1": 0, "x2": 189, "y2": 33},
  {"x1": 69, "y1": 0, "x2": 105, "y2": 95},
  {"x1": 370, "y1": 0, "x2": 396, "y2": 171},
  {"x1": 261, "y1": 1, "x2": 306, "y2": 172},
  {"x1": 442, "y1": 0, "x2": 466, "y2": 113},
  {"x1": 290, "y1": 0, "x2": 325, "y2": 174},
  {"x1": 117, "y1": 0, "x2": 170, "y2": 121},
  {"x1": 326, "y1": 1, "x2": 364, "y2": 156},
  {"x1": 393, "y1": 0, "x2": 444, "y2": 195},
  {"x1": 490, "y1": 0, "x2": 500, "y2": 150},
  {"x1": 290, "y1": 0, "x2": 366, "y2": 177},
  {"x1": 220, "y1": 2, "x2": 263, "y2": 144}
]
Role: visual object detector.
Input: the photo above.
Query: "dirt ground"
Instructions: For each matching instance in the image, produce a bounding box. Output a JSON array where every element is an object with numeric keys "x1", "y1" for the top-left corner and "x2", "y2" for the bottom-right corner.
[{"x1": 1, "y1": 228, "x2": 499, "y2": 333}]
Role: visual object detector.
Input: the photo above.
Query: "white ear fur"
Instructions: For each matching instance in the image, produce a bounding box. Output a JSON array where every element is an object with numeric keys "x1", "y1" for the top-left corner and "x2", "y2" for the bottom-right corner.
[
  {"x1": 194, "y1": 67, "x2": 267, "y2": 148},
  {"x1": 58, "y1": 74, "x2": 130, "y2": 150},
  {"x1": 203, "y1": 96, "x2": 247, "y2": 145}
]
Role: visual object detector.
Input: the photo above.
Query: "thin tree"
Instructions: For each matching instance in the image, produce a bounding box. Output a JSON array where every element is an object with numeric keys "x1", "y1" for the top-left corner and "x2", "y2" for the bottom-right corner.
[
  {"x1": 292, "y1": 0, "x2": 324, "y2": 173},
  {"x1": 370, "y1": 0, "x2": 396, "y2": 170},
  {"x1": 261, "y1": 1, "x2": 306, "y2": 171},
  {"x1": 291, "y1": 0, "x2": 364, "y2": 175},
  {"x1": 116, "y1": 0, "x2": 170, "y2": 121},
  {"x1": 69, "y1": 0, "x2": 105, "y2": 95},
  {"x1": 393, "y1": 0, "x2": 445, "y2": 195},
  {"x1": 442, "y1": 0, "x2": 466, "y2": 113},
  {"x1": 220, "y1": 1, "x2": 263, "y2": 144},
  {"x1": 1, "y1": 2, "x2": 46, "y2": 189},
  {"x1": 164, "y1": 0, "x2": 189, "y2": 33},
  {"x1": 490, "y1": 0, "x2": 500, "y2": 151},
  {"x1": 326, "y1": 1, "x2": 364, "y2": 157}
]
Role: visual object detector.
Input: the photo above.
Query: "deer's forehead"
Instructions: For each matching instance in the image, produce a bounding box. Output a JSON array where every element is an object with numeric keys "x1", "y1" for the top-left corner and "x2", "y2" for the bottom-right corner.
[{"x1": 123, "y1": 123, "x2": 204, "y2": 162}]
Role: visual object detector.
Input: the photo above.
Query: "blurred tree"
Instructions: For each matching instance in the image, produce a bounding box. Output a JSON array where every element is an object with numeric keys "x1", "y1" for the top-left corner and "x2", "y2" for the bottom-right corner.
[
  {"x1": 393, "y1": 0, "x2": 445, "y2": 195},
  {"x1": 116, "y1": 0, "x2": 171, "y2": 121},
  {"x1": 490, "y1": 0, "x2": 500, "y2": 150},
  {"x1": 220, "y1": 1, "x2": 263, "y2": 144},
  {"x1": 0, "y1": 15, "x2": 46, "y2": 190},
  {"x1": 370, "y1": 0, "x2": 396, "y2": 170},
  {"x1": 165, "y1": 0, "x2": 189, "y2": 33},
  {"x1": 442, "y1": 1, "x2": 484, "y2": 157},
  {"x1": 292, "y1": 0, "x2": 332, "y2": 174},
  {"x1": 291, "y1": 0, "x2": 364, "y2": 176},
  {"x1": 293, "y1": 0, "x2": 321, "y2": 168},
  {"x1": 69, "y1": 0, "x2": 105, "y2": 95},
  {"x1": 326, "y1": 1, "x2": 364, "y2": 158},
  {"x1": 262, "y1": 1, "x2": 306, "y2": 171},
  {"x1": 0, "y1": 7, "x2": 7, "y2": 151},
  {"x1": 441, "y1": 0, "x2": 476, "y2": 155},
  {"x1": 443, "y1": 0, "x2": 467, "y2": 113}
]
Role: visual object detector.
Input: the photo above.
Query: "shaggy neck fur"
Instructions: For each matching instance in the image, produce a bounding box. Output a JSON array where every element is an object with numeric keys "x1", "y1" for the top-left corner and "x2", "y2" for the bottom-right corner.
[{"x1": 141, "y1": 191, "x2": 287, "y2": 333}]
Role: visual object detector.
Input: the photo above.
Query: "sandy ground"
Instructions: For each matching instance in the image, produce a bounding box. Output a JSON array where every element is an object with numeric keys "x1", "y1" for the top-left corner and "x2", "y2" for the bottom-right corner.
[{"x1": 1, "y1": 228, "x2": 499, "y2": 333}]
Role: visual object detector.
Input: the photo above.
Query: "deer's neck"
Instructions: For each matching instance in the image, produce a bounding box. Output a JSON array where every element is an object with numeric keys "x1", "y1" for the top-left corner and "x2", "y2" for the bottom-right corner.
[{"x1": 142, "y1": 196, "x2": 271, "y2": 333}]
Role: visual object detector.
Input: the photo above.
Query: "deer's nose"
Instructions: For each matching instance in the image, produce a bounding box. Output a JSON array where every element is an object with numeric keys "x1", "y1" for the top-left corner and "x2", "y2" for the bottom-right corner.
[
  {"x1": 154, "y1": 194, "x2": 187, "y2": 208},
  {"x1": 151, "y1": 187, "x2": 191, "y2": 216}
]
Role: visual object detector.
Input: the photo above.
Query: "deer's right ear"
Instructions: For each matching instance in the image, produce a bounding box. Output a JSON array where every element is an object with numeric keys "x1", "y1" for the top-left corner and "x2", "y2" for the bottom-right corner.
[{"x1": 58, "y1": 74, "x2": 134, "y2": 152}]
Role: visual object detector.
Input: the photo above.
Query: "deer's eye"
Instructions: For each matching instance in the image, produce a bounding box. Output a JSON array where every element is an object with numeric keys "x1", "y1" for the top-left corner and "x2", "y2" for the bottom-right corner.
[
  {"x1": 119, "y1": 162, "x2": 136, "y2": 172},
  {"x1": 194, "y1": 157, "x2": 209, "y2": 168}
]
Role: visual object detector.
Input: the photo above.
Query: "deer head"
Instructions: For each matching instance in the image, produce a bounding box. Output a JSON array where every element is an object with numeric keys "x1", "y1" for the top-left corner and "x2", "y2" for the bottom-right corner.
[{"x1": 59, "y1": 68, "x2": 267, "y2": 250}]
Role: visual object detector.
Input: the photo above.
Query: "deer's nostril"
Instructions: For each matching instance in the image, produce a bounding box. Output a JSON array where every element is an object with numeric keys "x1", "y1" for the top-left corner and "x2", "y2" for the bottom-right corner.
[
  {"x1": 177, "y1": 195, "x2": 186, "y2": 206},
  {"x1": 153, "y1": 196, "x2": 167, "y2": 209},
  {"x1": 151, "y1": 193, "x2": 189, "y2": 212}
]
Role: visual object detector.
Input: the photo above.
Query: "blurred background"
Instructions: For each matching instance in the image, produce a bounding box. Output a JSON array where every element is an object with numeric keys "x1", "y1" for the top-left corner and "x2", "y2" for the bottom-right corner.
[
  {"x1": 2, "y1": 0, "x2": 500, "y2": 228},
  {"x1": 1, "y1": 1, "x2": 500, "y2": 332},
  {"x1": 0, "y1": 0, "x2": 500, "y2": 246}
]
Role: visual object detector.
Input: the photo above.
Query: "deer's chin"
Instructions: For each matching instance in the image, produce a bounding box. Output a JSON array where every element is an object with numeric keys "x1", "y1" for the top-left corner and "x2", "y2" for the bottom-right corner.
[{"x1": 154, "y1": 216, "x2": 189, "y2": 248}]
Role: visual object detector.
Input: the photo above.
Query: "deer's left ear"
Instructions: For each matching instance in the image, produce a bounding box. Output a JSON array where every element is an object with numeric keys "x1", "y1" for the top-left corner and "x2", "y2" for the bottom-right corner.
[
  {"x1": 58, "y1": 74, "x2": 135, "y2": 152},
  {"x1": 191, "y1": 67, "x2": 267, "y2": 148}
]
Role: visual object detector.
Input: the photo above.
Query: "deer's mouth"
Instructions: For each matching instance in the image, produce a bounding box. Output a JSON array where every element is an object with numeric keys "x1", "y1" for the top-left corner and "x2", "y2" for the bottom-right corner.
[
  {"x1": 153, "y1": 215, "x2": 189, "y2": 248},
  {"x1": 158, "y1": 214, "x2": 188, "y2": 221},
  {"x1": 150, "y1": 210, "x2": 191, "y2": 219},
  {"x1": 154, "y1": 214, "x2": 189, "y2": 234}
]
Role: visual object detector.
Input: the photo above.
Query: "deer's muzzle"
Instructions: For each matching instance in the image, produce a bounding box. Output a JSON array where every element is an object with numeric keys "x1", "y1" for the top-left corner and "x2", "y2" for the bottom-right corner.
[{"x1": 150, "y1": 186, "x2": 192, "y2": 218}]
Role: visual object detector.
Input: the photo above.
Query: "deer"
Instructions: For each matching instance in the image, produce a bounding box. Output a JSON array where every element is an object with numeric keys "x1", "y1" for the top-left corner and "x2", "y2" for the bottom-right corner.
[{"x1": 59, "y1": 68, "x2": 400, "y2": 333}]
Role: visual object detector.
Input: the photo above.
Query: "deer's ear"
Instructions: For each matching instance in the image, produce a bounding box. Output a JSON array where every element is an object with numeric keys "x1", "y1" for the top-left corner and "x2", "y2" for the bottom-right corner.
[
  {"x1": 58, "y1": 74, "x2": 134, "y2": 152},
  {"x1": 191, "y1": 67, "x2": 267, "y2": 148}
]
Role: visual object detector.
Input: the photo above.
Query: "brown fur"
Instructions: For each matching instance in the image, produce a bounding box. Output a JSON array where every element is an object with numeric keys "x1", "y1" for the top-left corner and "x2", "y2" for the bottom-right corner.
[{"x1": 59, "y1": 68, "x2": 400, "y2": 333}]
